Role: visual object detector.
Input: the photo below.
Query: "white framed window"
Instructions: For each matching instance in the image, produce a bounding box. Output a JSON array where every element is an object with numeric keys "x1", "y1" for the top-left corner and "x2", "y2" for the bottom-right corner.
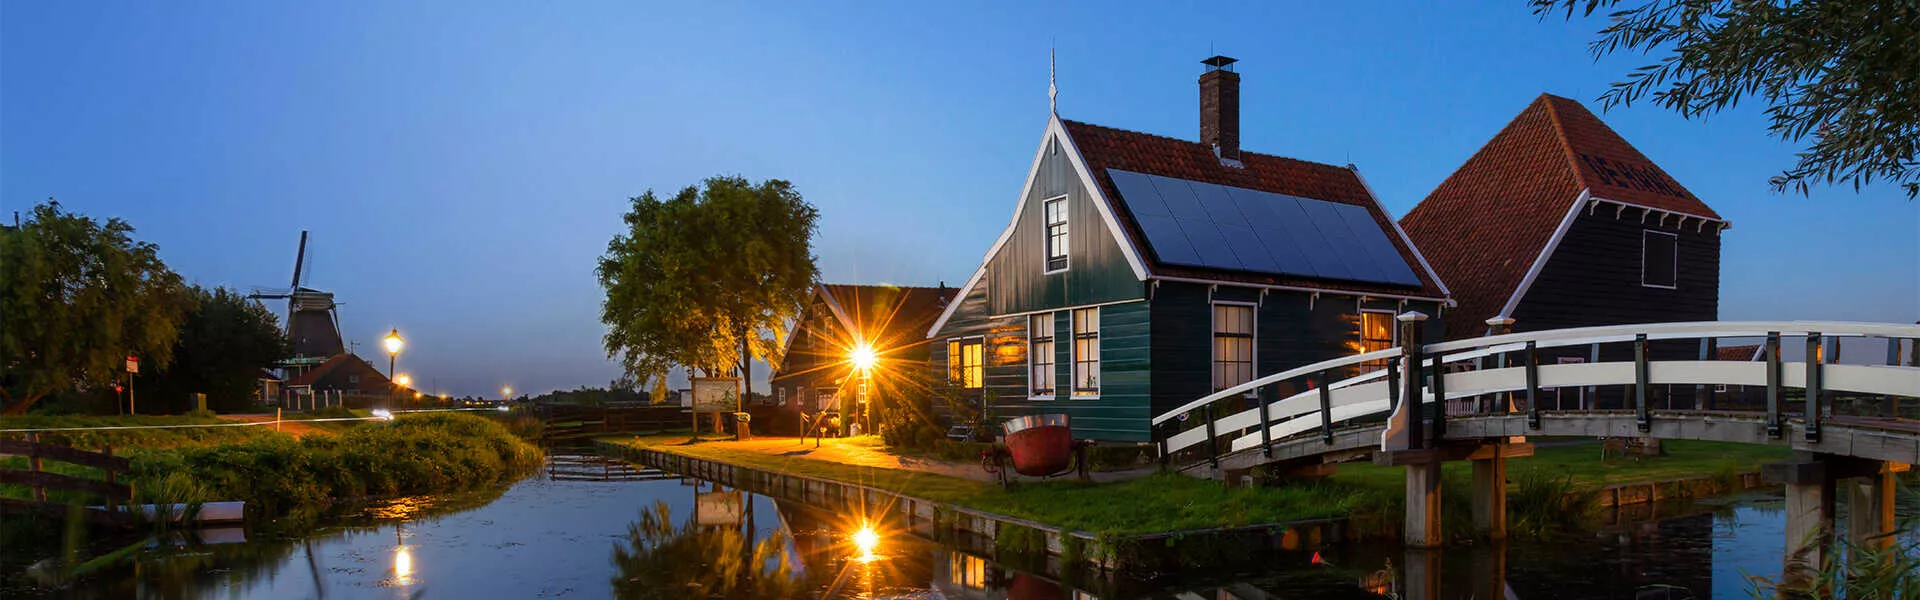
[
  {"x1": 1212, "y1": 303, "x2": 1255, "y2": 393},
  {"x1": 1028, "y1": 313, "x2": 1055, "y2": 398},
  {"x1": 1642, "y1": 230, "x2": 1678, "y2": 289},
  {"x1": 776, "y1": 387, "x2": 786, "y2": 406},
  {"x1": 1071, "y1": 308, "x2": 1100, "y2": 396},
  {"x1": 947, "y1": 337, "x2": 983, "y2": 390},
  {"x1": 1359, "y1": 310, "x2": 1397, "y2": 372},
  {"x1": 1044, "y1": 196, "x2": 1069, "y2": 272}
]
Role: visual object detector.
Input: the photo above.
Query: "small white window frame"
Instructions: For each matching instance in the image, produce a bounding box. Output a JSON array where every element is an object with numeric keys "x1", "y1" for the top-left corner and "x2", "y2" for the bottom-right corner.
[
  {"x1": 1210, "y1": 301, "x2": 1258, "y2": 396},
  {"x1": 1070, "y1": 307, "x2": 1100, "y2": 398},
  {"x1": 1027, "y1": 312, "x2": 1057, "y2": 400},
  {"x1": 1042, "y1": 195, "x2": 1070, "y2": 275},
  {"x1": 1641, "y1": 230, "x2": 1679, "y2": 290}
]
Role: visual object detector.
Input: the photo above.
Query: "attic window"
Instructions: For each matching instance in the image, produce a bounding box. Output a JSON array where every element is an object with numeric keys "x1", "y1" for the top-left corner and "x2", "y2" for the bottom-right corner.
[
  {"x1": 1642, "y1": 230, "x2": 1677, "y2": 289},
  {"x1": 1044, "y1": 196, "x2": 1069, "y2": 272}
]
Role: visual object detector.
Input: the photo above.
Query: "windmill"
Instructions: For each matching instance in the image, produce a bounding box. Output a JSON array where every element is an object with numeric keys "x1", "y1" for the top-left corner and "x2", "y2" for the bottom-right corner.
[{"x1": 250, "y1": 231, "x2": 347, "y2": 364}]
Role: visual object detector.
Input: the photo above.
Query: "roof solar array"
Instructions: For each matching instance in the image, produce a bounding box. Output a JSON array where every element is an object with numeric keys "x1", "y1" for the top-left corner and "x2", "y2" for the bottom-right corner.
[{"x1": 1106, "y1": 169, "x2": 1423, "y2": 287}]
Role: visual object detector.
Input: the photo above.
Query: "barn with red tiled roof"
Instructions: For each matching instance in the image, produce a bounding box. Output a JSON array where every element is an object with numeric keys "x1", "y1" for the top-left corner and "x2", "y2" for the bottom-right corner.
[
  {"x1": 927, "y1": 56, "x2": 1452, "y2": 442},
  {"x1": 1400, "y1": 94, "x2": 1728, "y2": 341}
]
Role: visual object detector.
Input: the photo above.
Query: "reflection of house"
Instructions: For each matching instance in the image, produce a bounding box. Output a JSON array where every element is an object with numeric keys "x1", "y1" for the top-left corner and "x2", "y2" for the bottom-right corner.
[
  {"x1": 927, "y1": 56, "x2": 1449, "y2": 442},
  {"x1": 772, "y1": 283, "x2": 956, "y2": 414}
]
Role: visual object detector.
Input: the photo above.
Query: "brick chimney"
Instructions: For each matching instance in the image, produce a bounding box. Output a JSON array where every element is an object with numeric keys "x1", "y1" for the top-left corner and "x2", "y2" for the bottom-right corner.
[{"x1": 1199, "y1": 55, "x2": 1240, "y2": 161}]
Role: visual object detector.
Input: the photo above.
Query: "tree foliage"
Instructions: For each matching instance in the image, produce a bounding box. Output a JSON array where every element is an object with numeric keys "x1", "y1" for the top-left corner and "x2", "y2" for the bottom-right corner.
[
  {"x1": 139, "y1": 286, "x2": 291, "y2": 413},
  {"x1": 0, "y1": 201, "x2": 188, "y2": 414},
  {"x1": 598, "y1": 176, "x2": 820, "y2": 383},
  {"x1": 1537, "y1": 0, "x2": 1920, "y2": 198}
]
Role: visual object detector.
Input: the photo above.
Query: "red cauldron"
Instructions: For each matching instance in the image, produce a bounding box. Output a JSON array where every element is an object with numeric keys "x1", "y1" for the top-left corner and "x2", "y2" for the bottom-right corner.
[{"x1": 1001, "y1": 414, "x2": 1073, "y2": 476}]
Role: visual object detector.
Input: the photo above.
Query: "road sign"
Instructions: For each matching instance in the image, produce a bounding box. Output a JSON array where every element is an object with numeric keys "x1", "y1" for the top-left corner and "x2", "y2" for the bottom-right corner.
[
  {"x1": 126, "y1": 356, "x2": 139, "y2": 374},
  {"x1": 690, "y1": 378, "x2": 740, "y2": 412}
]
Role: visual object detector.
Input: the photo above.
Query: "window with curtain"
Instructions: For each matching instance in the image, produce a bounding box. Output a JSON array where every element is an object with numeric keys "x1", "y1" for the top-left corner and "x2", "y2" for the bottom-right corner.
[
  {"x1": 1029, "y1": 313, "x2": 1055, "y2": 397},
  {"x1": 1044, "y1": 197, "x2": 1069, "y2": 271},
  {"x1": 948, "y1": 338, "x2": 983, "y2": 389},
  {"x1": 1360, "y1": 311, "x2": 1396, "y2": 372},
  {"x1": 1213, "y1": 304, "x2": 1254, "y2": 391},
  {"x1": 1071, "y1": 308, "x2": 1100, "y2": 395}
]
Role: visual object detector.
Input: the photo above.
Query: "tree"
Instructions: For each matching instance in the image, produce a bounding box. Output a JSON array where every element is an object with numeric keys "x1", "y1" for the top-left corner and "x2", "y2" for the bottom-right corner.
[
  {"x1": 0, "y1": 201, "x2": 188, "y2": 414},
  {"x1": 597, "y1": 176, "x2": 820, "y2": 391},
  {"x1": 1537, "y1": 0, "x2": 1920, "y2": 198},
  {"x1": 139, "y1": 286, "x2": 291, "y2": 413}
]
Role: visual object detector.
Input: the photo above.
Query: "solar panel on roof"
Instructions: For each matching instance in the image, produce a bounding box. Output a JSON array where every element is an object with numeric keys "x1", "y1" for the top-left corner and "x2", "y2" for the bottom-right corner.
[{"x1": 1104, "y1": 169, "x2": 1422, "y2": 288}]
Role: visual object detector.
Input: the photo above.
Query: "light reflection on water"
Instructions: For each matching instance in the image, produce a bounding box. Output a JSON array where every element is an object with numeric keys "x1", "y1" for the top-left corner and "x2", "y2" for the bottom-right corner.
[{"x1": 14, "y1": 451, "x2": 1913, "y2": 599}]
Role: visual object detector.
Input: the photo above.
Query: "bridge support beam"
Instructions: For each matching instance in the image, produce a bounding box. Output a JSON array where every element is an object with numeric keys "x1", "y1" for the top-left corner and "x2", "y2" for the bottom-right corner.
[
  {"x1": 1848, "y1": 462, "x2": 1908, "y2": 552},
  {"x1": 1405, "y1": 457, "x2": 1444, "y2": 548},
  {"x1": 1472, "y1": 447, "x2": 1510, "y2": 539}
]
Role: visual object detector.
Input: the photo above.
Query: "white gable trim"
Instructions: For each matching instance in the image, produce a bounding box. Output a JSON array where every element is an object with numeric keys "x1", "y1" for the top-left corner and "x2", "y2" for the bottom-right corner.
[
  {"x1": 925, "y1": 115, "x2": 1151, "y2": 338},
  {"x1": 1348, "y1": 164, "x2": 1455, "y2": 305},
  {"x1": 1497, "y1": 188, "x2": 1591, "y2": 321},
  {"x1": 1589, "y1": 196, "x2": 1729, "y2": 230},
  {"x1": 815, "y1": 284, "x2": 859, "y2": 335}
]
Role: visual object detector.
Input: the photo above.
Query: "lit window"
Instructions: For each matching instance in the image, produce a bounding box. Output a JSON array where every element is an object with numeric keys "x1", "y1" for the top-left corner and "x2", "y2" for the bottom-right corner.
[
  {"x1": 948, "y1": 552, "x2": 988, "y2": 590},
  {"x1": 1044, "y1": 197, "x2": 1069, "y2": 271},
  {"x1": 1029, "y1": 313, "x2": 1055, "y2": 397},
  {"x1": 948, "y1": 338, "x2": 983, "y2": 389},
  {"x1": 1643, "y1": 230, "x2": 1677, "y2": 288},
  {"x1": 1072, "y1": 308, "x2": 1100, "y2": 395},
  {"x1": 1213, "y1": 304, "x2": 1254, "y2": 392},
  {"x1": 1360, "y1": 311, "x2": 1396, "y2": 372}
]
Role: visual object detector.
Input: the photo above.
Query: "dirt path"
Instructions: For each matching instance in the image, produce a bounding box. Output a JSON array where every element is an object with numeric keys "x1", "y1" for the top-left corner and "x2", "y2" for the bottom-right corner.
[{"x1": 219, "y1": 413, "x2": 326, "y2": 439}]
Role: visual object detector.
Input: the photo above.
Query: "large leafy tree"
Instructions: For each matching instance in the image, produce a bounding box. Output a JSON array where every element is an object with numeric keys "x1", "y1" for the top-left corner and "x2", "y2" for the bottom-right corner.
[
  {"x1": 0, "y1": 201, "x2": 189, "y2": 414},
  {"x1": 1537, "y1": 0, "x2": 1920, "y2": 198},
  {"x1": 139, "y1": 286, "x2": 291, "y2": 413},
  {"x1": 598, "y1": 176, "x2": 820, "y2": 389}
]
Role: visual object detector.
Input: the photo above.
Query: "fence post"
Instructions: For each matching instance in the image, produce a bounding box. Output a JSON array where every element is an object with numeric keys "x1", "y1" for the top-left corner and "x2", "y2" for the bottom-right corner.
[
  {"x1": 1765, "y1": 332, "x2": 1783, "y2": 438},
  {"x1": 1398, "y1": 312, "x2": 1429, "y2": 450},
  {"x1": 1634, "y1": 333, "x2": 1651, "y2": 433},
  {"x1": 104, "y1": 446, "x2": 118, "y2": 514},
  {"x1": 27, "y1": 433, "x2": 45, "y2": 503},
  {"x1": 1525, "y1": 341, "x2": 1540, "y2": 430},
  {"x1": 1805, "y1": 332, "x2": 1823, "y2": 443},
  {"x1": 1318, "y1": 371, "x2": 1334, "y2": 445},
  {"x1": 1430, "y1": 351, "x2": 1447, "y2": 440}
]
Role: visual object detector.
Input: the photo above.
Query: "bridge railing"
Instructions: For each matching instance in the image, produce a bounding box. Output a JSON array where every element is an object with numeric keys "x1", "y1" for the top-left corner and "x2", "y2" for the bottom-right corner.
[{"x1": 1152, "y1": 320, "x2": 1920, "y2": 470}]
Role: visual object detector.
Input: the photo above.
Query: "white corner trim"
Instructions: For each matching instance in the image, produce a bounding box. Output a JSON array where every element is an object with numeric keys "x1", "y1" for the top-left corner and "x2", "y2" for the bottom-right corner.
[
  {"x1": 925, "y1": 115, "x2": 1151, "y2": 339},
  {"x1": 1349, "y1": 165, "x2": 1454, "y2": 305},
  {"x1": 1498, "y1": 188, "x2": 1591, "y2": 319}
]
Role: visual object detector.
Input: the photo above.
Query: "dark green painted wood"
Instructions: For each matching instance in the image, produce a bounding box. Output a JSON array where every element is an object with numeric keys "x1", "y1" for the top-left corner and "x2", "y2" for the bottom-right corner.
[
  {"x1": 985, "y1": 138, "x2": 1143, "y2": 315},
  {"x1": 993, "y1": 301, "x2": 1153, "y2": 442}
]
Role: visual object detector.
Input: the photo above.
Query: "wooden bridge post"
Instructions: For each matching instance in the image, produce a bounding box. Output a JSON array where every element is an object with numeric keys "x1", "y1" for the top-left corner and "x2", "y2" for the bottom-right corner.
[
  {"x1": 1398, "y1": 312, "x2": 1428, "y2": 450},
  {"x1": 1764, "y1": 457, "x2": 1835, "y2": 583},
  {"x1": 1848, "y1": 462, "x2": 1903, "y2": 552},
  {"x1": 1634, "y1": 334, "x2": 1651, "y2": 432},
  {"x1": 1886, "y1": 337, "x2": 1905, "y2": 418},
  {"x1": 1805, "y1": 333, "x2": 1824, "y2": 443},
  {"x1": 1316, "y1": 371, "x2": 1333, "y2": 445},
  {"x1": 1524, "y1": 341, "x2": 1540, "y2": 430},
  {"x1": 1405, "y1": 457, "x2": 1444, "y2": 548},
  {"x1": 1472, "y1": 447, "x2": 1508, "y2": 540},
  {"x1": 1766, "y1": 332, "x2": 1783, "y2": 438}
]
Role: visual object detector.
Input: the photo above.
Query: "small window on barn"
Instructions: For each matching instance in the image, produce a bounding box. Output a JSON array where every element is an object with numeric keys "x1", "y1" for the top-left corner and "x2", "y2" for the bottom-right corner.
[
  {"x1": 1212, "y1": 304, "x2": 1254, "y2": 393},
  {"x1": 948, "y1": 338, "x2": 983, "y2": 389},
  {"x1": 349, "y1": 374, "x2": 360, "y2": 384},
  {"x1": 1359, "y1": 310, "x2": 1396, "y2": 372},
  {"x1": 1044, "y1": 196, "x2": 1069, "y2": 272},
  {"x1": 1643, "y1": 230, "x2": 1678, "y2": 289},
  {"x1": 1028, "y1": 313, "x2": 1055, "y2": 398},
  {"x1": 1071, "y1": 308, "x2": 1100, "y2": 395}
]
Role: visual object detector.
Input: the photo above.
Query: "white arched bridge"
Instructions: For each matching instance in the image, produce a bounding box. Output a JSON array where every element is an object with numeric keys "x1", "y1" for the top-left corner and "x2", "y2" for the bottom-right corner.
[{"x1": 1150, "y1": 318, "x2": 1919, "y2": 575}]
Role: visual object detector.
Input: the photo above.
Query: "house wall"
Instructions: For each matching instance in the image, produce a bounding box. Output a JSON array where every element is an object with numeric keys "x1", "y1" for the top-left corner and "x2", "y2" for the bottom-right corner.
[
  {"x1": 985, "y1": 137, "x2": 1145, "y2": 315},
  {"x1": 1510, "y1": 210, "x2": 1720, "y2": 332}
]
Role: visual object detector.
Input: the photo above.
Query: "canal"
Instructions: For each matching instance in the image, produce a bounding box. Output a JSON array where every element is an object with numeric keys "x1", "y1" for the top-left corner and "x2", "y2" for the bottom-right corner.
[{"x1": 8, "y1": 449, "x2": 1915, "y2": 599}]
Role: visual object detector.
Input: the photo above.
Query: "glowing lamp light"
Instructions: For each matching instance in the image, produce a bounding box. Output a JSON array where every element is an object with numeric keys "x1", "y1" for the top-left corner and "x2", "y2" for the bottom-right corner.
[
  {"x1": 393, "y1": 545, "x2": 414, "y2": 586},
  {"x1": 849, "y1": 343, "x2": 878, "y2": 371},
  {"x1": 501, "y1": 386, "x2": 512, "y2": 399},
  {"x1": 394, "y1": 374, "x2": 412, "y2": 387},
  {"x1": 850, "y1": 523, "x2": 880, "y2": 562},
  {"x1": 413, "y1": 391, "x2": 423, "y2": 399},
  {"x1": 383, "y1": 329, "x2": 405, "y2": 356}
]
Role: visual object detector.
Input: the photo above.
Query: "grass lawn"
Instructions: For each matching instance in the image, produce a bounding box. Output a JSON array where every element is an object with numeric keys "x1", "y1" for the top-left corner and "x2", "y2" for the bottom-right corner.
[
  {"x1": 610, "y1": 434, "x2": 1390, "y2": 535},
  {"x1": 1328, "y1": 439, "x2": 1792, "y2": 493}
]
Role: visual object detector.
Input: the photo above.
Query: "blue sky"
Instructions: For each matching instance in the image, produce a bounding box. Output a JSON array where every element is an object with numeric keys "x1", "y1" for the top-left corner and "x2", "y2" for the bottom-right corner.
[{"x1": 5, "y1": 2, "x2": 1914, "y2": 397}]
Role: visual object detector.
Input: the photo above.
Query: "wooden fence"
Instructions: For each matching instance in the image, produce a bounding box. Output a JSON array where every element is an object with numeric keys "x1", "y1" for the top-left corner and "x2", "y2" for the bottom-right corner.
[{"x1": 0, "y1": 434, "x2": 135, "y2": 527}]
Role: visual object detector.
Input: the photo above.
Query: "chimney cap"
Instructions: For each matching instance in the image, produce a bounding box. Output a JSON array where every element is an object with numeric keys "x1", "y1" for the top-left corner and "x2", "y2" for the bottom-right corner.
[{"x1": 1202, "y1": 55, "x2": 1238, "y2": 71}]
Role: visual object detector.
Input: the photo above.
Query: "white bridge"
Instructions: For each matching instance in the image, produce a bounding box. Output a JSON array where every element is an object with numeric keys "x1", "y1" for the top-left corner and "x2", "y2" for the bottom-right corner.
[{"x1": 1149, "y1": 318, "x2": 1919, "y2": 573}]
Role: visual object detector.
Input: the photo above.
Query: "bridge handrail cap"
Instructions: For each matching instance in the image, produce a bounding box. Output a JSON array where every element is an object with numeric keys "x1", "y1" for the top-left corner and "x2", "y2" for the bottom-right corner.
[
  {"x1": 1485, "y1": 317, "x2": 1515, "y2": 326},
  {"x1": 1397, "y1": 311, "x2": 1429, "y2": 323}
]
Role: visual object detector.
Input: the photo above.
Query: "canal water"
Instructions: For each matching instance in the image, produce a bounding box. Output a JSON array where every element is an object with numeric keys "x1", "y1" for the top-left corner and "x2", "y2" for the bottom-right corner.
[{"x1": 7, "y1": 449, "x2": 1914, "y2": 599}]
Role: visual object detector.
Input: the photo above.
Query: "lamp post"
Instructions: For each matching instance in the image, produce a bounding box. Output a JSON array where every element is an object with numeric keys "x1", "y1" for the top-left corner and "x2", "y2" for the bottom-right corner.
[
  {"x1": 501, "y1": 386, "x2": 512, "y2": 402},
  {"x1": 384, "y1": 329, "x2": 404, "y2": 406},
  {"x1": 850, "y1": 342, "x2": 877, "y2": 436}
]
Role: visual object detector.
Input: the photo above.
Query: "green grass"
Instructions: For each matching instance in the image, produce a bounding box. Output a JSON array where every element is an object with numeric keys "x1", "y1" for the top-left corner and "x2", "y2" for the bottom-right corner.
[
  {"x1": 610, "y1": 435, "x2": 1391, "y2": 535},
  {"x1": 1327, "y1": 439, "x2": 1792, "y2": 493},
  {"x1": 0, "y1": 414, "x2": 284, "y2": 450}
]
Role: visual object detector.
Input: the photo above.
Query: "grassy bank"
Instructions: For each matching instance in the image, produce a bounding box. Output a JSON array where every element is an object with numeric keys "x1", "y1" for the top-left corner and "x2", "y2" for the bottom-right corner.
[
  {"x1": 0, "y1": 414, "x2": 283, "y2": 449},
  {"x1": 610, "y1": 435, "x2": 1390, "y2": 535},
  {"x1": 1327, "y1": 439, "x2": 1791, "y2": 493}
]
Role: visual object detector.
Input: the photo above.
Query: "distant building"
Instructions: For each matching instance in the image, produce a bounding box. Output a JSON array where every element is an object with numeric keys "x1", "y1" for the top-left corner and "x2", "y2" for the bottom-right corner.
[
  {"x1": 772, "y1": 283, "x2": 957, "y2": 415},
  {"x1": 927, "y1": 56, "x2": 1450, "y2": 443},
  {"x1": 284, "y1": 352, "x2": 397, "y2": 406},
  {"x1": 1400, "y1": 94, "x2": 1727, "y2": 341}
]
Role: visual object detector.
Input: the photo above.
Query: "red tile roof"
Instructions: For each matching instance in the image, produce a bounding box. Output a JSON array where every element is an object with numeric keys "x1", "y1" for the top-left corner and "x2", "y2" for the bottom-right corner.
[
  {"x1": 1716, "y1": 344, "x2": 1762, "y2": 361},
  {"x1": 1061, "y1": 119, "x2": 1447, "y2": 299},
  {"x1": 1399, "y1": 94, "x2": 1722, "y2": 339}
]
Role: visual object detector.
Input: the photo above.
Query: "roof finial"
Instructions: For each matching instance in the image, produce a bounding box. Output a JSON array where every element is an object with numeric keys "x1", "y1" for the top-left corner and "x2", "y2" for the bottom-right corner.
[{"x1": 1049, "y1": 44, "x2": 1058, "y2": 114}]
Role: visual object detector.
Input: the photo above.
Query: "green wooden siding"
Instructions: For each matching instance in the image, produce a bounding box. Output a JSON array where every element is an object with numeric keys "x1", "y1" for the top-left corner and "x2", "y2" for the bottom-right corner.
[
  {"x1": 985, "y1": 137, "x2": 1144, "y2": 315},
  {"x1": 992, "y1": 300, "x2": 1153, "y2": 442}
]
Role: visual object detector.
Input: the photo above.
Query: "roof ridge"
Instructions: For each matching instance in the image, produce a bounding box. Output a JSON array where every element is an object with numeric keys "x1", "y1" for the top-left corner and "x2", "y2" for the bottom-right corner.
[
  {"x1": 1061, "y1": 118, "x2": 1351, "y2": 173},
  {"x1": 1538, "y1": 95, "x2": 1592, "y2": 200}
]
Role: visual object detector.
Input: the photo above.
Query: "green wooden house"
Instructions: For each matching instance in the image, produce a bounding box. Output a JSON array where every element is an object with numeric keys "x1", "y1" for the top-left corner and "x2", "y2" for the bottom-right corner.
[{"x1": 927, "y1": 56, "x2": 1452, "y2": 443}]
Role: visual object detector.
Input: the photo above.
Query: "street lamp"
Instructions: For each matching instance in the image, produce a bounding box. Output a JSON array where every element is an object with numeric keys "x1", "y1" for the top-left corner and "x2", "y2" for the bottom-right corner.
[
  {"x1": 849, "y1": 342, "x2": 878, "y2": 372},
  {"x1": 501, "y1": 386, "x2": 512, "y2": 401},
  {"x1": 395, "y1": 374, "x2": 412, "y2": 388}
]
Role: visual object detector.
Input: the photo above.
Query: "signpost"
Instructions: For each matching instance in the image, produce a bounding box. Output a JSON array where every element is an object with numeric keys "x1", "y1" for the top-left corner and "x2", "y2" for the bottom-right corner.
[
  {"x1": 125, "y1": 355, "x2": 139, "y2": 415},
  {"x1": 690, "y1": 377, "x2": 740, "y2": 436}
]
